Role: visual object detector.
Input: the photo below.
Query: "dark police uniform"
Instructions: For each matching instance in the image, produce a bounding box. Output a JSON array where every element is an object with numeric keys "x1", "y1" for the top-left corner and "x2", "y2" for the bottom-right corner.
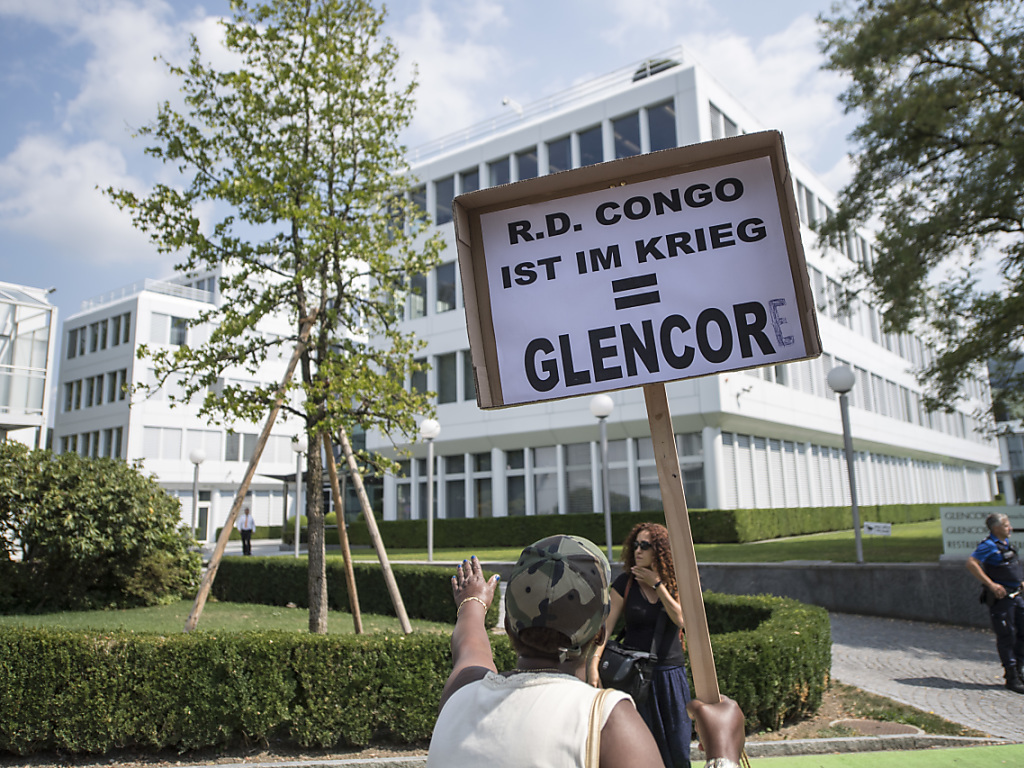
[{"x1": 971, "y1": 534, "x2": 1024, "y2": 684}]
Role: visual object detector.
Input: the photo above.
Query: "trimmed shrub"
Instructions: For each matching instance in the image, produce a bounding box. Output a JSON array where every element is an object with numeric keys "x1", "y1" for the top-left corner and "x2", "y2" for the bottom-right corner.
[
  {"x1": 0, "y1": 591, "x2": 825, "y2": 754},
  {"x1": 344, "y1": 501, "x2": 986, "y2": 548},
  {"x1": 211, "y1": 557, "x2": 502, "y2": 628},
  {"x1": 214, "y1": 525, "x2": 284, "y2": 541}
]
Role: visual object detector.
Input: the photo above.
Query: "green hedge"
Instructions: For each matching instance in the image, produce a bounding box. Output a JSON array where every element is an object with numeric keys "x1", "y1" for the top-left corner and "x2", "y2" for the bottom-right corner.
[
  {"x1": 345, "y1": 502, "x2": 981, "y2": 548},
  {"x1": 211, "y1": 557, "x2": 501, "y2": 629},
  {"x1": 0, "y1": 592, "x2": 826, "y2": 754},
  {"x1": 280, "y1": 514, "x2": 339, "y2": 545}
]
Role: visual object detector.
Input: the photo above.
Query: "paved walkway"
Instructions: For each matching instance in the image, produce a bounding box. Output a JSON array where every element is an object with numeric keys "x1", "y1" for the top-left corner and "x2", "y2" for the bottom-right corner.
[{"x1": 830, "y1": 612, "x2": 1024, "y2": 741}]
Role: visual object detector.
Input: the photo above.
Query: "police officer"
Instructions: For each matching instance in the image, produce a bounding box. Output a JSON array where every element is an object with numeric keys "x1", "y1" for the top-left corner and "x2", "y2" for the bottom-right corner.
[{"x1": 966, "y1": 513, "x2": 1024, "y2": 694}]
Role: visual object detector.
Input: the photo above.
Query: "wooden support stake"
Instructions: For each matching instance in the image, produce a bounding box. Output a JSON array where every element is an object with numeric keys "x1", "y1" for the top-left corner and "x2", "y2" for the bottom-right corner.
[
  {"x1": 184, "y1": 316, "x2": 314, "y2": 633},
  {"x1": 337, "y1": 425, "x2": 412, "y2": 634},
  {"x1": 643, "y1": 382, "x2": 721, "y2": 703},
  {"x1": 323, "y1": 432, "x2": 363, "y2": 634}
]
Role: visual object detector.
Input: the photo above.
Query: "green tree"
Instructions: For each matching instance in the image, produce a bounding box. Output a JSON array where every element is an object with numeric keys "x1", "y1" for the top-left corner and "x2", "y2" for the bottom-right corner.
[
  {"x1": 819, "y1": 0, "x2": 1024, "y2": 415},
  {"x1": 0, "y1": 442, "x2": 200, "y2": 611},
  {"x1": 107, "y1": 0, "x2": 440, "y2": 633}
]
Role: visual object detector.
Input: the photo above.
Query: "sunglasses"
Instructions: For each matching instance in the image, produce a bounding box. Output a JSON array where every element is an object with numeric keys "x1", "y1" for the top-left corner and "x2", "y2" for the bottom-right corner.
[{"x1": 632, "y1": 540, "x2": 654, "y2": 551}]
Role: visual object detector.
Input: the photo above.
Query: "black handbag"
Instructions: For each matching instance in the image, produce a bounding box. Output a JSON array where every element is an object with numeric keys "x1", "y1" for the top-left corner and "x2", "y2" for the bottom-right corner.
[{"x1": 598, "y1": 579, "x2": 665, "y2": 707}]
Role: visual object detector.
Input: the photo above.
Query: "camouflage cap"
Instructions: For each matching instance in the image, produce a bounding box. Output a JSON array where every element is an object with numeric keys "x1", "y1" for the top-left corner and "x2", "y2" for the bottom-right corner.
[{"x1": 504, "y1": 534, "x2": 611, "y2": 658}]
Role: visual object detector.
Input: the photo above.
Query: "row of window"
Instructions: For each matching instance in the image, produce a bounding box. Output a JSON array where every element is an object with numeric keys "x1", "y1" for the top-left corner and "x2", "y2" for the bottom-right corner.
[
  {"x1": 412, "y1": 99, "x2": 678, "y2": 228},
  {"x1": 140, "y1": 427, "x2": 300, "y2": 464},
  {"x1": 62, "y1": 369, "x2": 128, "y2": 411},
  {"x1": 67, "y1": 312, "x2": 131, "y2": 359},
  {"x1": 393, "y1": 433, "x2": 704, "y2": 520},
  {"x1": 411, "y1": 349, "x2": 476, "y2": 404},
  {"x1": 60, "y1": 427, "x2": 124, "y2": 459}
]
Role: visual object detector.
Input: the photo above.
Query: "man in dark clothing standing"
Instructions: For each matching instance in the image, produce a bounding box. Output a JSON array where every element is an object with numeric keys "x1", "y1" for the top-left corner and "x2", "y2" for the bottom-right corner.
[{"x1": 967, "y1": 512, "x2": 1024, "y2": 693}]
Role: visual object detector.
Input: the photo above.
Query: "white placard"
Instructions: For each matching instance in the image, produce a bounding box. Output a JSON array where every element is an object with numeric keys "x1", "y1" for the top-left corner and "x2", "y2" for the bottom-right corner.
[
  {"x1": 476, "y1": 155, "x2": 806, "y2": 404},
  {"x1": 863, "y1": 521, "x2": 892, "y2": 536}
]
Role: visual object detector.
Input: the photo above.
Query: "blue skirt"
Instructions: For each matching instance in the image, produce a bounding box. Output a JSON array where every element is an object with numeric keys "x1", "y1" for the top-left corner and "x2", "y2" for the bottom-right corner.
[{"x1": 637, "y1": 665, "x2": 692, "y2": 768}]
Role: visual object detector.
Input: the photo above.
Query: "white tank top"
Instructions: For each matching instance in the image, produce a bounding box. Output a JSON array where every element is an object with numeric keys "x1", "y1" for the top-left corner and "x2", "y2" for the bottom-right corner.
[{"x1": 427, "y1": 671, "x2": 633, "y2": 768}]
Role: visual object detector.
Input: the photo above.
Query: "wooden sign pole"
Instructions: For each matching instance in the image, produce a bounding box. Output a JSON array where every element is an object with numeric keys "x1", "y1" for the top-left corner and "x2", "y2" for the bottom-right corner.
[
  {"x1": 337, "y1": 425, "x2": 413, "y2": 634},
  {"x1": 323, "y1": 433, "x2": 363, "y2": 634},
  {"x1": 643, "y1": 382, "x2": 721, "y2": 703}
]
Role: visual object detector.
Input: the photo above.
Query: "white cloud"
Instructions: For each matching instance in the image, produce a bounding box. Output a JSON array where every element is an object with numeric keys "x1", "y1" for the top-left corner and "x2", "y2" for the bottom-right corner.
[
  {"x1": 388, "y1": 0, "x2": 510, "y2": 146},
  {"x1": 0, "y1": 134, "x2": 169, "y2": 269}
]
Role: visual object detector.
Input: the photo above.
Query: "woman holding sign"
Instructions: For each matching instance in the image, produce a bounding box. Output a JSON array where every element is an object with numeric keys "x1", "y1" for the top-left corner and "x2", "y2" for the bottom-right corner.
[{"x1": 590, "y1": 523, "x2": 693, "y2": 768}]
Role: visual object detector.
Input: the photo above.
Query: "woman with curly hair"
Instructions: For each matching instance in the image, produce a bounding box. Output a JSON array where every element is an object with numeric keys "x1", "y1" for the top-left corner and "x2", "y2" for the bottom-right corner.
[{"x1": 589, "y1": 522, "x2": 692, "y2": 768}]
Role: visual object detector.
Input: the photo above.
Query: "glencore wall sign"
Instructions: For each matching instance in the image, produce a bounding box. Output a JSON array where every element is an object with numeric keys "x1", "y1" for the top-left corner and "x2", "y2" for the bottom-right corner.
[{"x1": 454, "y1": 131, "x2": 822, "y2": 408}]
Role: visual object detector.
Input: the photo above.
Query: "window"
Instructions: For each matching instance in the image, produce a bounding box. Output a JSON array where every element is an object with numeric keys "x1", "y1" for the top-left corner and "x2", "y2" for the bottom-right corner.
[
  {"x1": 63, "y1": 382, "x2": 74, "y2": 412},
  {"x1": 533, "y1": 445, "x2": 558, "y2": 515},
  {"x1": 89, "y1": 322, "x2": 100, "y2": 353},
  {"x1": 410, "y1": 186, "x2": 427, "y2": 224},
  {"x1": 648, "y1": 100, "x2": 676, "y2": 151},
  {"x1": 579, "y1": 125, "x2": 602, "y2": 167},
  {"x1": 107, "y1": 371, "x2": 118, "y2": 403},
  {"x1": 85, "y1": 377, "x2": 95, "y2": 408},
  {"x1": 506, "y1": 449, "x2": 526, "y2": 516},
  {"x1": 99, "y1": 319, "x2": 108, "y2": 350},
  {"x1": 78, "y1": 326, "x2": 87, "y2": 356},
  {"x1": 710, "y1": 104, "x2": 725, "y2": 139},
  {"x1": 436, "y1": 262, "x2": 456, "y2": 313},
  {"x1": 170, "y1": 317, "x2": 188, "y2": 346},
  {"x1": 460, "y1": 167, "x2": 480, "y2": 194},
  {"x1": 445, "y1": 455, "x2": 466, "y2": 519},
  {"x1": 118, "y1": 369, "x2": 127, "y2": 400},
  {"x1": 516, "y1": 149, "x2": 538, "y2": 181},
  {"x1": 120, "y1": 312, "x2": 131, "y2": 344},
  {"x1": 143, "y1": 426, "x2": 182, "y2": 460},
  {"x1": 613, "y1": 112, "x2": 641, "y2": 159},
  {"x1": 110, "y1": 315, "x2": 121, "y2": 347},
  {"x1": 437, "y1": 352, "x2": 457, "y2": 404},
  {"x1": 73, "y1": 379, "x2": 82, "y2": 410},
  {"x1": 565, "y1": 442, "x2": 593, "y2": 514},
  {"x1": 411, "y1": 357, "x2": 427, "y2": 394},
  {"x1": 462, "y1": 350, "x2": 475, "y2": 401},
  {"x1": 547, "y1": 136, "x2": 571, "y2": 173},
  {"x1": 488, "y1": 157, "x2": 510, "y2": 187},
  {"x1": 112, "y1": 427, "x2": 123, "y2": 459},
  {"x1": 225, "y1": 432, "x2": 257, "y2": 462},
  {"x1": 473, "y1": 452, "x2": 492, "y2": 518},
  {"x1": 434, "y1": 175, "x2": 454, "y2": 225},
  {"x1": 68, "y1": 328, "x2": 78, "y2": 359},
  {"x1": 409, "y1": 273, "x2": 427, "y2": 319}
]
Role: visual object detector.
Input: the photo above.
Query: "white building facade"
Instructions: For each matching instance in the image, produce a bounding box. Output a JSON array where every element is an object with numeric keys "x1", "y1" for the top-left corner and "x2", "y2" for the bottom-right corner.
[
  {"x1": 52, "y1": 270, "x2": 307, "y2": 542},
  {"x1": 368, "y1": 49, "x2": 1000, "y2": 522},
  {"x1": 0, "y1": 281, "x2": 58, "y2": 449}
]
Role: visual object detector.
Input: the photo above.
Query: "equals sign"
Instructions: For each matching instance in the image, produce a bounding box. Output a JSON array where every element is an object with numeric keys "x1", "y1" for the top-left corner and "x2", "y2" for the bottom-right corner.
[{"x1": 612, "y1": 273, "x2": 660, "y2": 310}]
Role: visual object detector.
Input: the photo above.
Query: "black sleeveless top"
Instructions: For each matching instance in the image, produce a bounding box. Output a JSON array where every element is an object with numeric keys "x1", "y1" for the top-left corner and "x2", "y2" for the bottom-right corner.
[{"x1": 612, "y1": 572, "x2": 686, "y2": 667}]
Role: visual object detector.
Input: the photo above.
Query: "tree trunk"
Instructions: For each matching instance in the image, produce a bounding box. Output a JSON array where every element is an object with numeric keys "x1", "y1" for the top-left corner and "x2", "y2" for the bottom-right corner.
[{"x1": 306, "y1": 437, "x2": 328, "y2": 634}]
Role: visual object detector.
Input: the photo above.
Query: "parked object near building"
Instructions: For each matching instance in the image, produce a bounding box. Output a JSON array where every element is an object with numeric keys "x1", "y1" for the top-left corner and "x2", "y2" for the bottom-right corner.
[{"x1": 369, "y1": 47, "x2": 1000, "y2": 522}]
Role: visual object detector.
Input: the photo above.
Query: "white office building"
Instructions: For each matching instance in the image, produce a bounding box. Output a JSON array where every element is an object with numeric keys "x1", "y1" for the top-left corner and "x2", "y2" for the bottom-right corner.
[
  {"x1": 1, "y1": 281, "x2": 58, "y2": 449},
  {"x1": 368, "y1": 48, "x2": 1000, "y2": 521},
  {"x1": 52, "y1": 269, "x2": 306, "y2": 542}
]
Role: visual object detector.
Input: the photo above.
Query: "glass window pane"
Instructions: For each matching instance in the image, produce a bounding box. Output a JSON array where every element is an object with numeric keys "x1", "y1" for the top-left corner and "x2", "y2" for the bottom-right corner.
[
  {"x1": 473, "y1": 452, "x2": 491, "y2": 472},
  {"x1": 579, "y1": 125, "x2": 602, "y2": 167},
  {"x1": 460, "y1": 168, "x2": 480, "y2": 194},
  {"x1": 608, "y1": 438, "x2": 627, "y2": 463},
  {"x1": 506, "y1": 449, "x2": 524, "y2": 470},
  {"x1": 613, "y1": 112, "x2": 641, "y2": 158},
  {"x1": 507, "y1": 475, "x2": 526, "y2": 516},
  {"x1": 411, "y1": 357, "x2": 427, "y2": 394},
  {"x1": 609, "y1": 467, "x2": 630, "y2": 512},
  {"x1": 648, "y1": 100, "x2": 677, "y2": 151},
  {"x1": 410, "y1": 186, "x2": 427, "y2": 224},
  {"x1": 446, "y1": 479, "x2": 466, "y2": 518},
  {"x1": 547, "y1": 136, "x2": 571, "y2": 173},
  {"x1": 488, "y1": 157, "x2": 510, "y2": 187},
  {"x1": 444, "y1": 454, "x2": 463, "y2": 474},
  {"x1": 435, "y1": 175, "x2": 454, "y2": 225},
  {"x1": 566, "y1": 469, "x2": 592, "y2": 514},
  {"x1": 533, "y1": 445, "x2": 557, "y2": 467},
  {"x1": 475, "y1": 477, "x2": 493, "y2": 517},
  {"x1": 516, "y1": 149, "x2": 538, "y2": 180},
  {"x1": 534, "y1": 473, "x2": 558, "y2": 515},
  {"x1": 170, "y1": 317, "x2": 188, "y2": 346},
  {"x1": 565, "y1": 442, "x2": 591, "y2": 467},
  {"x1": 436, "y1": 262, "x2": 456, "y2": 313},
  {"x1": 638, "y1": 464, "x2": 662, "y2": 508},
  {"x1": 409, "y1": 273, "x2": 427, "y2": 319},
  {"x1": 437, "y1": 352, "x2": 457, "y2": 403},
  {"x1": 462, "y1": 350, "x2": 476, "y2": 401}
]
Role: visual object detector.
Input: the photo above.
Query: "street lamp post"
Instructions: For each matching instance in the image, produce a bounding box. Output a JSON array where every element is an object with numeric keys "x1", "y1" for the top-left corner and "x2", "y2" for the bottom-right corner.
[
  {"x1": 292, "y1": 433, "x2": 308, "y2": 558},
  {"x1": 590, "y1": 394, "x2": 615, "y2": 560},
  {"x1": 827, "y1": 365, "x2": 864, "y2": 564},
  {"x1": 188, "y1": 449, "x2": 206, "y2": 542},
  {"x1": 420, "y1": 418, "x2": 441, "y2": 563}
]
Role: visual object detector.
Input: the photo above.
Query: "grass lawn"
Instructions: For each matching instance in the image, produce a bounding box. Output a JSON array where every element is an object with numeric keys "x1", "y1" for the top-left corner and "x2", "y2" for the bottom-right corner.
[
  {"x1": 713, "y1": 744, "x2": 1024, "y2": 768},
  {"x1": 0, "y1": 599, "x2": 452, "y2": 634},
  {"x1": 337, "y1": 519, "x2": 944, "y2": 565}
]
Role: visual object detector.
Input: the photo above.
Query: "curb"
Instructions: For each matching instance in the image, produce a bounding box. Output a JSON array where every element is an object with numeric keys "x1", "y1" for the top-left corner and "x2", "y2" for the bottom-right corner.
[{"x1": 139, "y1": 735, "x2": 1014, "y2": 768}]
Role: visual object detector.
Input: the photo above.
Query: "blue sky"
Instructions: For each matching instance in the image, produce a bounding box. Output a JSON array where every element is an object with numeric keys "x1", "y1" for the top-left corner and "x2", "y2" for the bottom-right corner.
[{"x1": 0, "y1": 0, "x2": 853, "y2": 334}]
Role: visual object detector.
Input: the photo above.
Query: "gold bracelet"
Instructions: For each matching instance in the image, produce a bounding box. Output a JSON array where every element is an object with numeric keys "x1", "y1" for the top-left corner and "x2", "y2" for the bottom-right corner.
[{"x1": 457, "y1": 596, "x2": 488, "y2": 618}]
